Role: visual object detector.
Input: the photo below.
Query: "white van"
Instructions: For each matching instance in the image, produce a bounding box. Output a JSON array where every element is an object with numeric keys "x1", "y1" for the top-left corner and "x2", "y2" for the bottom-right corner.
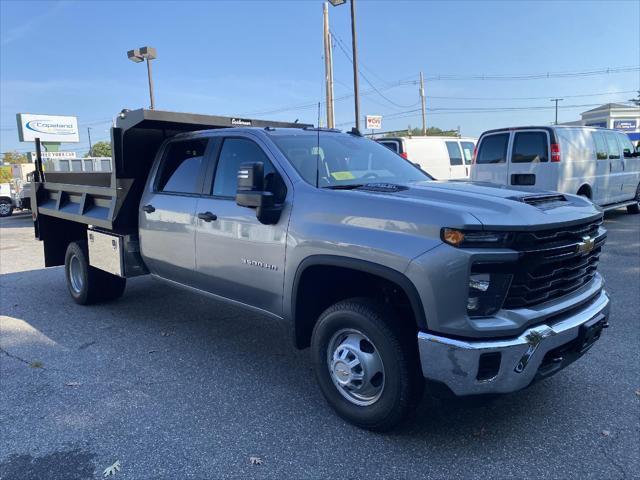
[
  {"x1": 377, "y1": 136, "x2": 476, "y2": 180},
  {"x1": 471, "y1": 126, "x2": 640, "y2": 214}
]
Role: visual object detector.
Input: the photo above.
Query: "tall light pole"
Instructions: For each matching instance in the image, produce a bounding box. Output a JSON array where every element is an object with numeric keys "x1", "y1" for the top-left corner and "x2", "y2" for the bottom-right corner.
[
  {"x1": 323, "y1": 2, "x2": 335, "y2": 128},
  {"x1": 328, "y1": 0, "x2": 361, "y2": 132},
  {"x1": 127, "y1": 46, "x2": 157, "y2": 109},
  {"x1": 87, "y1": 127, "x2": 93, "y2": 156},
  {"x1": 550, "y1": 98, "x2": 563, "y2": 125}
]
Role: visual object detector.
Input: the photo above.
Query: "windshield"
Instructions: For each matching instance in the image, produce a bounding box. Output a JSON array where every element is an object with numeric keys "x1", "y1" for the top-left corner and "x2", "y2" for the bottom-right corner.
[{"x1": 271, "y1": 132, "x2": 432, "y2": 188}]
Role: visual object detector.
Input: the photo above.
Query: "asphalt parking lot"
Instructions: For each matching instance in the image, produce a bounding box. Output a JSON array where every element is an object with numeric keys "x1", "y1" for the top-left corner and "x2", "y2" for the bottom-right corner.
[{"x1": 0, "y1": 211, "x2": 638, "y2": 480}]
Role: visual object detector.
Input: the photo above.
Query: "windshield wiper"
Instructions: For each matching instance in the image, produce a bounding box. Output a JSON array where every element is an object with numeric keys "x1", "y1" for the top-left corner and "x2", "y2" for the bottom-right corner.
[{"x1": 322, "y1": 184, "x2": 365, "y2": 190}]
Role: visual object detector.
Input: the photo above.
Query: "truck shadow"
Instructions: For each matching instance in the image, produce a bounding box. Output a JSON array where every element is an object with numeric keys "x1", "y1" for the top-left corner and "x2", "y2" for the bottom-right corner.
[{"x1": 2, "y1": 266, "x2": 564, "y2": 446}]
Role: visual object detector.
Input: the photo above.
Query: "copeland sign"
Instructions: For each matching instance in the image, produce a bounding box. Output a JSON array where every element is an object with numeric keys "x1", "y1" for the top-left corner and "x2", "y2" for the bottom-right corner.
[
  {"x1": 17, "y1": 113, "x2": 80, "y2": 143},
  {"x1": 365, "y1": 115, "x2": 382, "y2": 130}
]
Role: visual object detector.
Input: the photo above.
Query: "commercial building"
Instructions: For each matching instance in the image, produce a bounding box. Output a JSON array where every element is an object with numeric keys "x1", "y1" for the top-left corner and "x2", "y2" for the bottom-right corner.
[{"x1": 562, "y1": 103, "x2": 640, "y2": 142}]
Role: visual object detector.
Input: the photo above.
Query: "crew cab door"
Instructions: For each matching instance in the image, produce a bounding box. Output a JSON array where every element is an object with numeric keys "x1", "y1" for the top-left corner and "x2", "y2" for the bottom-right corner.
[
  {"x1": 139, "y1": 137, "x2": 211, "y2": 285},
  {"x1": 193, "y1": 135, "x2": 289, "y2": 316},
  {"x1": 471, "y1": 131, "x2": 510, "y2": 184}
]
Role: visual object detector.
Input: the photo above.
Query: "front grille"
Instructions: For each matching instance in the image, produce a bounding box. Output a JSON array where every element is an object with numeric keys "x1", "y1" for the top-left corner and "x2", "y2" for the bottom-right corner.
[{"x1": 502, "y1": 218, "x2": 605, "y2": 309}]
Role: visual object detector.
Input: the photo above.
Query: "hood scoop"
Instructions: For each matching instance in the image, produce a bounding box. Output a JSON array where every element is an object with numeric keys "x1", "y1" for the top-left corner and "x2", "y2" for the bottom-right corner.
[
  {"x1": 512, "y1": 194, "x2": 568, "y2": 210},
  {"x1": 358, "y1": 183, "x2": 409, "y2": 193}
]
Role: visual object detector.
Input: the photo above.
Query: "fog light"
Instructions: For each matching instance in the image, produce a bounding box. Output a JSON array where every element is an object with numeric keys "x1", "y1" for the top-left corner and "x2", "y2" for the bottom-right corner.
[
  {"x1": 467, "y1": 272, "x2": 512, "y2": 317},
  {"x1": 469, "y1": 273, "x2": 490, "y2": 292}
]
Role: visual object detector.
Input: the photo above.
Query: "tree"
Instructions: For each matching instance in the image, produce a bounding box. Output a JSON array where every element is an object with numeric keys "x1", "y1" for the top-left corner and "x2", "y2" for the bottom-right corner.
[
  {"x1": 86, "y1": 141, "x2": 112, "y2": 158},
  {"x1": 383, "y1": 126, "x2": 459, "y2": 138},
  {"x1": 2, "y1": 151, "x2": 28, "y2": 164},
  {"x1": 0, "y1": 166, "x2": 12, "y2": 182}
]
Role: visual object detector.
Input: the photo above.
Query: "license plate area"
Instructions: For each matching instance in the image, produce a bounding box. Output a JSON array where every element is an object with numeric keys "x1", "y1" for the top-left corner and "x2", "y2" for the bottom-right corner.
[
  {"x1": 577, "y1": 313, "x2": 607, "y2": 353},
  {"x1": 536, "y1": 313, "x2": 608, "y2": 379}
]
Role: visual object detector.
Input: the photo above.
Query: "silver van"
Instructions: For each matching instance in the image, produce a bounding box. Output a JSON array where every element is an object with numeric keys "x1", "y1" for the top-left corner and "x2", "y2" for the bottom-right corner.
[{"x1": 471, "y1": 126, "x2": 640, "y2": 213}]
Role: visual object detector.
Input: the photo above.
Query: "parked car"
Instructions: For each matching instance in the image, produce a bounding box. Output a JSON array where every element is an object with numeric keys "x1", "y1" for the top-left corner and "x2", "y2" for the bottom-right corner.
[
  {"x1": 377, "y1": 136, "x2": 476, "y2": 179},
  {"x1": 471, "y1": 126, "x2": 640, "y2": 214},
  {"x1": 31, "y1": 109, "x2": 610, "y2": 431},
  {"x1": 0, "y1": 182, "x2": 16, "y2": 217}
]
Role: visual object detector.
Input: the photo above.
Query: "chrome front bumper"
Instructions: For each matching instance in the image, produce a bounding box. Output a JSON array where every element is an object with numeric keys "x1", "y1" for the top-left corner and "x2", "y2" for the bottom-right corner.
[{"x1": 417, "y1": 289, "x2": 610, "y2": 396}]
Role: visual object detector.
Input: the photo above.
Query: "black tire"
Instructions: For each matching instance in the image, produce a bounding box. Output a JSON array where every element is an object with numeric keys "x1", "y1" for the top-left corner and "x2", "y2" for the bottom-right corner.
[
  {"x1": 311, "y1": 298, "x2": 424, "y2": 431},
  {"x1": 64, "y1": 241, "x2": 126, "y2": 305},
  {"x1": 627, "y1": 184, "x2": 640, "y2": 214},
  {"x1": 0, "y1": 198, "x2": 14, "y2": 218}
]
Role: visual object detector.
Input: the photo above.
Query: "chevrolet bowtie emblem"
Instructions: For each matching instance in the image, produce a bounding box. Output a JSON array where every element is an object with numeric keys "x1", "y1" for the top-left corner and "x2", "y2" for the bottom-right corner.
[{"x1": 576, "y1": 236, "x2": 595, "y2": 255}]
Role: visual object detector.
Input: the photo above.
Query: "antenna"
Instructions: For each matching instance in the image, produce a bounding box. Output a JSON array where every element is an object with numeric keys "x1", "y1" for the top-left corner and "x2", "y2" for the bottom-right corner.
[{"x1": 316, "y1": 102, "x2": 321, "y2": 188}]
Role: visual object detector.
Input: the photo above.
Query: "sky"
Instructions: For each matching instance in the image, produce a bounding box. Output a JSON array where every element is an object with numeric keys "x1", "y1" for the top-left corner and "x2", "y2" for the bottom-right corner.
[{"x1": 1, "y1": 0, "x2": 639, "y2": 156}]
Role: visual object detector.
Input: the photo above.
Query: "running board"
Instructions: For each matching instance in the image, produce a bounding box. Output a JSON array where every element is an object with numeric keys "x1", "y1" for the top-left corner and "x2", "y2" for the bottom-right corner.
[{"x1": 601, "y1": 200, "x2": 637, "y2": 211}]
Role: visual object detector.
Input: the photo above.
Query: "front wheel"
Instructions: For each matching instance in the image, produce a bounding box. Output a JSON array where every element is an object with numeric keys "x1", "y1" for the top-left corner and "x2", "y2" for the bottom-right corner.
[
  {"x1": 627, "y1": 184, "x2": 640, "y2": 214},
  {"x1": 311, "y1": 298, "x2": 424, "y2": 431},
  {"x1": 0, "y1": 199, "x2": 13, "y2": 217}
]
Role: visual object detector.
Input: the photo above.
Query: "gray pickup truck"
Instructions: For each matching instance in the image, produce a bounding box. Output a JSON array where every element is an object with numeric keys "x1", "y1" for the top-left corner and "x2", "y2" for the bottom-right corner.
[{"x1": 31, "y1": 109, "x2": 610, "y2": 431}]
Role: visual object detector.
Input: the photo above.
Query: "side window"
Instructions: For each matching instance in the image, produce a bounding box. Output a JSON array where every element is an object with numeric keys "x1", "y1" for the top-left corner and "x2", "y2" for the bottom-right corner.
[
  {"x1": 604, "y1": 131, "x2": 621, "y2": 159},
  {"x1": 445, "y1": 142, "x2": 463, "y2": 166},
  {"x1": 379, "y1": 141, "x2": 399, "y2": 153},
  {"x1": 213, "y1": 138, "x2": 286, "y2": 202},
  {"x1": 593, "y1": 132, "x2": 608, "y2": 160},
  {"x1": 618, "y1": 133, "x2": 635, "y2": 156},
  {"x1": 476, "y1": 133, "x2": 509, "y2": 164},
  {"x1": 511, "y1": 131, "x2": 548, "y2": 163},
  {"x1": 460, "y1": 141, "x2": 475, "y2": 165},
  {"x1": 156, "y1": 139, "x2": 209, "y2": 194}
]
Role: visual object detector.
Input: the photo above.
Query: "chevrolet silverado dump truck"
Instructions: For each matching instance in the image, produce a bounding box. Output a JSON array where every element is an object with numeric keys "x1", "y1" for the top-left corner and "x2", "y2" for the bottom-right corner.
[{"x1": 31, "y1": 109, "x2": 610, "y2": 431}]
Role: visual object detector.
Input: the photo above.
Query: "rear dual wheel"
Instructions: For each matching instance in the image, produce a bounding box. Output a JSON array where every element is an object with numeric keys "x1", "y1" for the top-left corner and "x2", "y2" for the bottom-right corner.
[
  {"x1": 311, "y1": 298, "x2": 424, "y2": 431},
  {"x1": 65, "y1": 241, "x2": 126, "y2": 305}
]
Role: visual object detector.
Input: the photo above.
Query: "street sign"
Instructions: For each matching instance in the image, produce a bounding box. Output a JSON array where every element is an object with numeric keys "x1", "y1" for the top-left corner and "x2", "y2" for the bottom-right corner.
[
  {"x1": 17, "y1": 113, "x2": 80, "y2": 143},
  {"x1": 365, "y1": 115, "x2": 382, "y2": 130}
]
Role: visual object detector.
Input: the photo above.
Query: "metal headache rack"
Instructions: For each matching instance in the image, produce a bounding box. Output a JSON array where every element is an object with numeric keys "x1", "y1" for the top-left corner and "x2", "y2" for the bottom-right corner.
[{"x1": 32, "y1": 109, "x2": 312, "y2": 231}]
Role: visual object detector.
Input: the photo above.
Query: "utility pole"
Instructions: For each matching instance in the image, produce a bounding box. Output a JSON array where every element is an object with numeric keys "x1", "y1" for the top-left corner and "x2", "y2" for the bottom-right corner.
[
  {"x1": 323, "y1": 2, "x2": 335, "y2": 128},
  {"x1": 419, "y1": 71, "x2": 426, "y2": 135},
  {"x1": 350, "y1": 0, "x2": 361, "y2": 132},
  {"x1": 87, "y1": 127, "x2": 93, "y2": 156},
  {"x1": 551, "y1": 98, "x2": 563, "y2": 125}
]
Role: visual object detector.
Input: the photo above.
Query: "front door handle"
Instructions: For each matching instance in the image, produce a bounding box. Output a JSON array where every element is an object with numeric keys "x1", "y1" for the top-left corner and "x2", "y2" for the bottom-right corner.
[
  {"x1": 197, "y1": 211, "x2": 217, "y2": 222},
  {"x1": 142, "y1": 204, "x2": 155, "y2": 213}
]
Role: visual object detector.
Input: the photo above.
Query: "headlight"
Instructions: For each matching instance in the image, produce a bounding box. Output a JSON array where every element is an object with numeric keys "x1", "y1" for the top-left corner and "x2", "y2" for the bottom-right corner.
[
  {"x1": 467, "y1": 272, "x2": 512, "y2": 317},
  {"x1": 441, "y1": 228, "x2": 513, "y2": 248}
]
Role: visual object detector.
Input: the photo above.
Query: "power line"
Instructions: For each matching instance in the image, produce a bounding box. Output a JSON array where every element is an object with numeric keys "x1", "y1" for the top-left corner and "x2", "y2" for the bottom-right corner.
[
  {"x1": 400, "y1": 65, "x2": 640, "y2": 83},
  {"x1": 331, "y1": 31, "x2": 420, "y2": 109},
  {"x1": 334, "y1": 101, "x2": 636, "y2": 126}
]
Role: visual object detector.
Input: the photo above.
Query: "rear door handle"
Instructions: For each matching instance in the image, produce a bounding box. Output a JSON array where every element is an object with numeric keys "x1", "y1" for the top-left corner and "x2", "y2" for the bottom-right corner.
[
  {"x1": 197, "y1": 211, "x2": 217, "y2": 222},
  {"x1": 142, "y1": 204, "x2": 155, "y2": 213}
]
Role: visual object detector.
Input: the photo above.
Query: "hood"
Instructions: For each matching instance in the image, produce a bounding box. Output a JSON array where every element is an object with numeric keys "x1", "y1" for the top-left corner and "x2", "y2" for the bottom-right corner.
[{"x1": 356, "y1": 180, "x2": 602, "y2": 230}]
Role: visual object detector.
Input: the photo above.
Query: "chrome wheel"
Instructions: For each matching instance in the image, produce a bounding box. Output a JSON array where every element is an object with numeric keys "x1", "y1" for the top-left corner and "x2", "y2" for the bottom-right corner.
[
  {"x1": 327, "y1": 329, "x2": 385, "y2": 406},
  {"x1": 69, "y1": 254, "x2": 84, "y2": 294},
  {"x1": 0, "y1": 202, "x2": 11, "y2": 216}
]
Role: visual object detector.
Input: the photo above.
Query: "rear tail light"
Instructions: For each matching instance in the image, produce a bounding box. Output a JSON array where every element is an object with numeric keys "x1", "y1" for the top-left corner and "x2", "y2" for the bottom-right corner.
[
  {"x1": 400, "y1": 152, "x2": 408, "y2": 159},
  {"x1": 551, "y1": 143, "x2": 561, "y2": 162},
  {"x1": 472, "y1": 145, "x2": 478, "y2": 164}
]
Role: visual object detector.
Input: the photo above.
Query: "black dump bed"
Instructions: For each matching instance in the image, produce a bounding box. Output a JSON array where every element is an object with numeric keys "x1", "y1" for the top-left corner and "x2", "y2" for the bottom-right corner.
[{"x1": 32, "y1": 109, "x2": 310, "y2": 232}]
